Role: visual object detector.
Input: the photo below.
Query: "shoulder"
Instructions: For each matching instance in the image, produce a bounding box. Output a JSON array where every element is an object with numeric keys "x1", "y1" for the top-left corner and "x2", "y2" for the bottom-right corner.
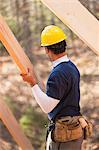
[
  {"x1": 48, "y1": 70, "x2": 63, "y2": 80},
  {"x1": 48, "y1": 68, "x2": 69, "y2": 85}
]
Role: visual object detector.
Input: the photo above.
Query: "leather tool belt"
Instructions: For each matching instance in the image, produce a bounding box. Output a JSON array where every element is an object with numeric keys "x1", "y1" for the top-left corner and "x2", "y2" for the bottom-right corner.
[
  {"x1": 79, "y1": 117, "x2": 93, "y2": 139},
  {"x1": 51, "y1": 116, "x2": 93, "y2": 142}
]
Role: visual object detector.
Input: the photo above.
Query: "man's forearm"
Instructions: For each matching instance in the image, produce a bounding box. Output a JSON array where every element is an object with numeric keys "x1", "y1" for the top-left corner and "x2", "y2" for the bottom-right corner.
[{"x1": 32, "y1": 84, "x2": 59, "y2": 113}]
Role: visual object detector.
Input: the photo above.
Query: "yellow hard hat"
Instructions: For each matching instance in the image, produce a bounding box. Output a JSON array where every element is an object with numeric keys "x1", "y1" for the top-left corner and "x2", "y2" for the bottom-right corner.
[{"x1": 41, "y1": 25, "x2": 67, "y2": 46}]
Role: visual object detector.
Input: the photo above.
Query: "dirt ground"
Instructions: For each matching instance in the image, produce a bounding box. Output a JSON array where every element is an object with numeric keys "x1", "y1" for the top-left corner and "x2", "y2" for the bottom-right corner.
[{"x1": 0, "y1": 46, "x2": 99, "y2": 150}]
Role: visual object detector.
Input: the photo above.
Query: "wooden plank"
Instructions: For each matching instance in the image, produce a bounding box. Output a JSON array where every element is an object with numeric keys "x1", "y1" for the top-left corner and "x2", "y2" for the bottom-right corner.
[
  {"x1": 41, "y1": 0, "x2": 99, "y2": 55},
  {"x1": 0, "y1": 98, "x2": 34, "y2": 150},
  {"x1": 0, "y1": 15, "x2": 33, "y2": 74}
]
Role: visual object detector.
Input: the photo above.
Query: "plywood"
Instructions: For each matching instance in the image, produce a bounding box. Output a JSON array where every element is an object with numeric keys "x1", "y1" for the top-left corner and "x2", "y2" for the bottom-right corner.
[
  {"x1": 0, "y1": 99, "x2": 34, "y2": 150},
  {"x1": 0, "y1": 15, "x2": 33, "y2": 74},
  {"x1": 41, "y1": 0, "x2": 99, "y2": 55}
]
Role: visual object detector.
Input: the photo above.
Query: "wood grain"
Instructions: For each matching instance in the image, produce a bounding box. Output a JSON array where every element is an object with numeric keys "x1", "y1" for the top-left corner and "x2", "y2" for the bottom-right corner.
[
  {"x1": 0, "y1": 99, "x2": 34, "y2": 150},
  {"x1": 0, "y1": 15, "x2": 33, "y2": 74},
  {"x1": 41, "y1": 0, "x2": 99, "y2": 55}
]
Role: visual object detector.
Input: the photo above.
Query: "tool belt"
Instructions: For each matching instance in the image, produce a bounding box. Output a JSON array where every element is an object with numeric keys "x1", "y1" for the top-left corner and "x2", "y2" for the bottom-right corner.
[
  {"x1": 50, "y1": 116, "x2": 93, "y2": 142},
  {"x1": 79, "y1": 117, "x2": 93, "y2": 139}
]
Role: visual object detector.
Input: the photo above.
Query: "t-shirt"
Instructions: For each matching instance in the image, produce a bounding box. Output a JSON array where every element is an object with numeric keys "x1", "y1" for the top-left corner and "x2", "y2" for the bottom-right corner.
[{"x1": 46, "y1": 60, "x2": 81, "y2": 121}]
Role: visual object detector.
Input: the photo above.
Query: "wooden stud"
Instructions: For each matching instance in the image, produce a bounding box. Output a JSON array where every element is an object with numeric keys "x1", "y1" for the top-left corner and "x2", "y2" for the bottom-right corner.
[
  {"x1": 0, "y1": 98, "x2": 34, "y2": 150},
  {"x1": 41, "y1": 0, "x2": 99, "y2": 55},
  {"x1": 0, "y1": 15, "x2": 33, "y2": 74}
]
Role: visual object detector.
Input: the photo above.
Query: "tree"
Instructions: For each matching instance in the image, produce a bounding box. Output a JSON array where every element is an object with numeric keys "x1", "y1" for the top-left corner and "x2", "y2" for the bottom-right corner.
[{"x1": 21, "y1": 0, "x2": 33, "y2": 57}]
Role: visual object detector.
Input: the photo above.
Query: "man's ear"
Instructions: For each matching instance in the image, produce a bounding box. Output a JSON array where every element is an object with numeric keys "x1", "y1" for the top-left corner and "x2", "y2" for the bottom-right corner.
[{"x1": 45, "y1": 47, "x2": 49, "y2": 54}]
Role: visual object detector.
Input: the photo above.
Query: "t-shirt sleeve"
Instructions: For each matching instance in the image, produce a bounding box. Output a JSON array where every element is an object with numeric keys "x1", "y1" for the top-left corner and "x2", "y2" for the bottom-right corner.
[{"x1": 46, "y1": 71, "x2": 68, "y2": 100}]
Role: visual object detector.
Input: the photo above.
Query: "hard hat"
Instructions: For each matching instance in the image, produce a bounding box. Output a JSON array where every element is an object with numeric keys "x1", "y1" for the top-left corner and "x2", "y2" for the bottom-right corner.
[{"x1": 41, "y1": 25, "x2": 67, "y2": 46}]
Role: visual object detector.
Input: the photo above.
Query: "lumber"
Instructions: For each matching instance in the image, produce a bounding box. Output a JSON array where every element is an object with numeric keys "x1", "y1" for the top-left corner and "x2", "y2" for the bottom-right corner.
[
  {"x1": 0, "y1": 15, "x2": 33, "y2": 74},
  {"x1": 0, "y1": 98, "x2": 34, "y2": 150},
  {"x1": 41, "y1": 0, "x2": 99, "y2": 55}
]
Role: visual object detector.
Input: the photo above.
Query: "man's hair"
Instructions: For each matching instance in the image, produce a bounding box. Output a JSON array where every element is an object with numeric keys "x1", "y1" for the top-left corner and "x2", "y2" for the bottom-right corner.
[{"x1": 46, "y1": 40, "x2": 67, "y2": 54}]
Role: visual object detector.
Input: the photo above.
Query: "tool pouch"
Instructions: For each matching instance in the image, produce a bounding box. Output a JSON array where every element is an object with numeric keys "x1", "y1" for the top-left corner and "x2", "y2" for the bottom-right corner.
[
  {"x1": 83, "y1": 120, "x2": 93, "y2": 139},
  {"x1": 52, "y1": 117, "x2": 83, "y2": 142},
  {"x1": 78, "y1": 117, "x2": 93, "y2": 140}
]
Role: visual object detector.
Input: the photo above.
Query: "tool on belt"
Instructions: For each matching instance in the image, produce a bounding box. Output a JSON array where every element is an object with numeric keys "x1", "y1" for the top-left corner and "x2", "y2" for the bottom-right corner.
[{"x1": 47, "y1": 116, "x2": 93, "y2": 143}]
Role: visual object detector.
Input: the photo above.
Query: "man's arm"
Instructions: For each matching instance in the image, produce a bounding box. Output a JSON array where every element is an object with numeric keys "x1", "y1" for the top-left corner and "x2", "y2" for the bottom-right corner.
[
  {"x1": 32, "y1": 84, "x2": 59, "y2": 113},
  {"x1": 21, "y1": 68, "x2": 59, "y2": 113}
]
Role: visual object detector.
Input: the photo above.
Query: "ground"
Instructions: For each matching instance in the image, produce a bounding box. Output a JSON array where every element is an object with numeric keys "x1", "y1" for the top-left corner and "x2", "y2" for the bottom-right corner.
[{"x1": 0, "y1": 45, "x2": 99, "y2": 150}]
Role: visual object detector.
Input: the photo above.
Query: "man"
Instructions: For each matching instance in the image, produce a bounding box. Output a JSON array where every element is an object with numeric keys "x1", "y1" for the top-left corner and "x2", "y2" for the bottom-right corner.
[{"x1": 21, "y1": 25, "x2": 83, "y2": 150}]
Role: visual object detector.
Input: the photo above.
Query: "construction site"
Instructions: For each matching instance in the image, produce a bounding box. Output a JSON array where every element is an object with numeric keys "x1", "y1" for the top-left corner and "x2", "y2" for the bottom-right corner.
[{"x1": 0, "y1": 0, "x2": 99, "y2": 150}]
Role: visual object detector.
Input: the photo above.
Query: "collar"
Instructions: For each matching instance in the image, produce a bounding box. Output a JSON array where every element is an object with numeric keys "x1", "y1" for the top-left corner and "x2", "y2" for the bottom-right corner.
[{"x1": 52, "y1": 55, "x2": 69, "y2": 68}]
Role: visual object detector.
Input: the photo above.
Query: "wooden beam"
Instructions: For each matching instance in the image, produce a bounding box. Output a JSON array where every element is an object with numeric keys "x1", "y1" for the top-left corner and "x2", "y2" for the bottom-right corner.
[
  {"x1": 0, "y1": 15, "x2": 33, "y2": 74},
  {"x1": 41, "y1": 0, "x2": 99, "y2": 55},
  {"x1": 0, "y1": 98, "x2": 34, "y2": 150}
]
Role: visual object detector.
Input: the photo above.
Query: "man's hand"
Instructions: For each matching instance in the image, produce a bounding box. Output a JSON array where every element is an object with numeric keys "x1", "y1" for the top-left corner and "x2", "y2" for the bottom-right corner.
[{"x1": 20, "y1": 68, "x2": 38, "y2": 87}]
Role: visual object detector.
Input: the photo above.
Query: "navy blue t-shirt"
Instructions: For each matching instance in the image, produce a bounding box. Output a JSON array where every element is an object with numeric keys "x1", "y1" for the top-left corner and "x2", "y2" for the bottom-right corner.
[{"x1": 46, "y1": 60, "x2": 81, "y2": 121}]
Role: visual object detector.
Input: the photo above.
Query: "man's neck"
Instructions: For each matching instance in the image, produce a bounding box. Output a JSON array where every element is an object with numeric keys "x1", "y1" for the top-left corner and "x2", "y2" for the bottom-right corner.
[
  {"x1": 52, "y1": 54, "x2": 69, "y2": 68},
  {"x1": 52, "y1": 52, "x2": 67, "y2": 61}
]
